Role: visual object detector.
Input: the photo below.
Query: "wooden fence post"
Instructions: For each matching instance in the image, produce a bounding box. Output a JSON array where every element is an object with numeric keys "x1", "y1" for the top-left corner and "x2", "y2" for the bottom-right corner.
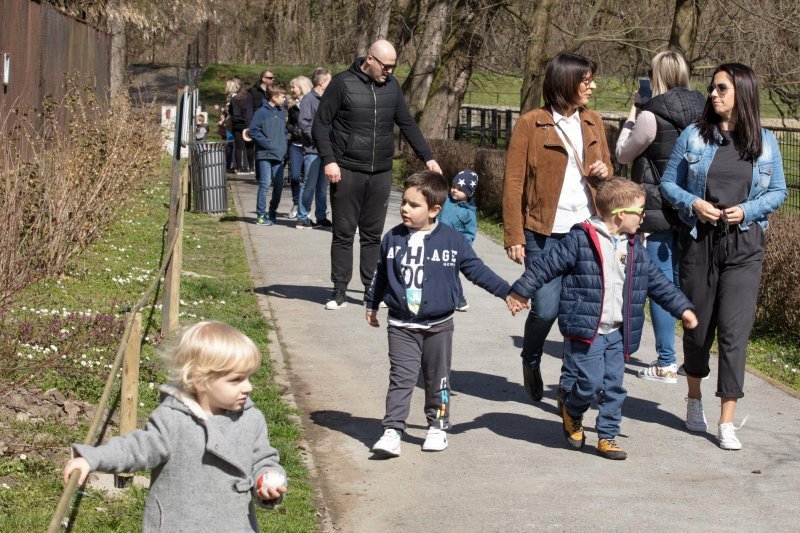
[
  {"x1": 162, "y1": 88, "x2": 188, "y2": 335},
  {"x1": 115, "y1": 312, "x2": 141, "y2": 488},
  {"x1": 162, "y1": 163, "x2": 186, "y2": 335}
]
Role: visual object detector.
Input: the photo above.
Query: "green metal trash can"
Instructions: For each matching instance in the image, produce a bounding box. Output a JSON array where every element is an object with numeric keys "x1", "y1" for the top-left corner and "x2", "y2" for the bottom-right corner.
[{"x1": 189, "y1": 141, "x2": 228, "y2": 213}]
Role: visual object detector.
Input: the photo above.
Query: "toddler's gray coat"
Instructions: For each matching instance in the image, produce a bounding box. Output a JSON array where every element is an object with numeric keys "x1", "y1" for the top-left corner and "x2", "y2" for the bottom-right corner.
[{"x1": 72, "y1": 384, "x2": 284, "y2": 532}]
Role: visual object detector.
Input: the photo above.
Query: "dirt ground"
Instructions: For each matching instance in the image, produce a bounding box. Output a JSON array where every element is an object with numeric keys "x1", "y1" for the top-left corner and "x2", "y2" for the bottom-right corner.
[{"x1": 0, "y1": 388, "x2": 105, "y2": 464}]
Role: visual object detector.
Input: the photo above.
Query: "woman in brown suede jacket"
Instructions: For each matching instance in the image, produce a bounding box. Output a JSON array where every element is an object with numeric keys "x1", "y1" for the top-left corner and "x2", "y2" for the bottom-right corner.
[{"x1": 502, "y1": 53, "x2": 612, "y2": 404}]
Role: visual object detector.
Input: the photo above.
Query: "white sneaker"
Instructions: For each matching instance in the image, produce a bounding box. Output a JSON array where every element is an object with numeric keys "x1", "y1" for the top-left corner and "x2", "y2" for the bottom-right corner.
[
  {"x1": 372, "y1": 429, "x2": 401, "y2": 457},
  {"x1": 638, "y1": 362, "x2": 678, "y2": 384},
  {"x1": 718, "y1": 422, "x2": 742, "y2": 450},
  {"x1": 685, "y1": 397, "x2": 708, "y2": 432},
  {"x1": 677, "y1": 364, "x2": 709, "y2": 380},
  {"x1": 422, "y1": 427, "x2": 448, "y2": 452},
  {"x1": 287, "y1": 206, "x2": 298, "y2": 219}
]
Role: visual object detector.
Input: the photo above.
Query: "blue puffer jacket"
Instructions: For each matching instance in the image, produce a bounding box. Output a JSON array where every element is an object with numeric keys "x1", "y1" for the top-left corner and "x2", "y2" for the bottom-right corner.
[
  {"x1": 366, "y1": 222, "x2": 510, "y2": 325},
  {"x1": 511, "y1": 222, "x2": 693, "y2": 358}
]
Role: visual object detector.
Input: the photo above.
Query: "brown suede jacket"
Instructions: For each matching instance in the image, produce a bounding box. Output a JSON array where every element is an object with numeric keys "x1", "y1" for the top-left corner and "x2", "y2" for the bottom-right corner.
[{"x1": 502, "y1": 107, "x2": 612, "y2": 248}]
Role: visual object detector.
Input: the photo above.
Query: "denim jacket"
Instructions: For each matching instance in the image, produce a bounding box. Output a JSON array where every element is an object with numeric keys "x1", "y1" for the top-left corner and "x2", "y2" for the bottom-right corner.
[{"x1": 659, "y1": 124, "x2": 787, "y2": 238}]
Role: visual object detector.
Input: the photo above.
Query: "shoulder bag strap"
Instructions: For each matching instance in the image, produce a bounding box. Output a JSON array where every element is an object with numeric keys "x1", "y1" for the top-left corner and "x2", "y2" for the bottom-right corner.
[{"x1": 552, "y1": 118, "x2": 587, "y2": 177}]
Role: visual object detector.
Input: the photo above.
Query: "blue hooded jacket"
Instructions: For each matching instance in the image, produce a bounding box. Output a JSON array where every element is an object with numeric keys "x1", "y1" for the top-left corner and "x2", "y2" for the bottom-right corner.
[
  {"x1": 438, "y1": 196, "x2": 477, "y2": 244},
  {"x1": 511, "y1": 222, "x2": 693, "y2": 358}
]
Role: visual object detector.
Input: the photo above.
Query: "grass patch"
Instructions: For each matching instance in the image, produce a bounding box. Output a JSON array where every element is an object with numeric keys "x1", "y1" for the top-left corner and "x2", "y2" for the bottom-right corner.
[{"x1": 0, "y1": 158, "x2": 318, "y2": 531}]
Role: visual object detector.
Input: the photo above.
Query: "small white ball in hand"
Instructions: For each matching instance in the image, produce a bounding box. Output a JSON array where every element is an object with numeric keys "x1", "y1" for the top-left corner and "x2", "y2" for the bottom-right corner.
[{"x1": 258, "y1": 471, "x2": 286, "y2": 490}]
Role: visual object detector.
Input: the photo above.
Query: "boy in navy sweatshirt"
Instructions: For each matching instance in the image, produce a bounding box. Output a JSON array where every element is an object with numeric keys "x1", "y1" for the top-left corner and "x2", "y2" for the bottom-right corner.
[
  {"x1": 507, "y1": 178, "x2": 698, "y2": 460},
  {"x1": 365, "y1": 170, "x2": 519, "y2": 457},
  {"x1": 249, "y1": 84, "x2": 288, "y2": 225}
]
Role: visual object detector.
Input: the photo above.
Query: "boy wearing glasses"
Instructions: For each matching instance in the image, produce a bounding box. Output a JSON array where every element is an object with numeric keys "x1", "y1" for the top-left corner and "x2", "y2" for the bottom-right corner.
[{"x1": 507, "y1": 178, "x2": 698, "y2": 460}]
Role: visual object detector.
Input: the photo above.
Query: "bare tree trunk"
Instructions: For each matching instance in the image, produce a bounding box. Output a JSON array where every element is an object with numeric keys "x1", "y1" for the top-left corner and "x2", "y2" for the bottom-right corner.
[
  {"x1": 669, "y1": 0, "x2": 701, "y2": 64},
  {"x1": 356, "y1": 0, "x2": 394, "y2": 56},
  {"x1": 108, "y1": 10, "x2": 126, "y2": 98},
  {"x1": 519, "y1": 0, "x2": 556, "y2": 113},
  {"x1": 402, "y1": 0, "x2": 451, "y2": 118},
  {"x1": 418, "y1": 1, "x2": 500, "y2": 139}
]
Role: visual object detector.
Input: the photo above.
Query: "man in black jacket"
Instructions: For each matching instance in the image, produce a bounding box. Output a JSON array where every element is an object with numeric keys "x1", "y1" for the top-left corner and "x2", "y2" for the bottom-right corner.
[{"x1": 312, "y1": 39, "x2": 441, "y2": 310}]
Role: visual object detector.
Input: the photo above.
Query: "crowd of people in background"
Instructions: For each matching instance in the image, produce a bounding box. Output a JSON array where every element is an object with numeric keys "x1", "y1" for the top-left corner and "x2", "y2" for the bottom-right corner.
[{"x1": 213, "y1": 67, "x2": 335, "y2": 230}]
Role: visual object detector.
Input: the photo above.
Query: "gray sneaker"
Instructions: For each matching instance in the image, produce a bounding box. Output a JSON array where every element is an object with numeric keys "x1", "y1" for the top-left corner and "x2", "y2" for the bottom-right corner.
[{"x1": 685, "y1": 397, "x2": 708, "y2": 432}]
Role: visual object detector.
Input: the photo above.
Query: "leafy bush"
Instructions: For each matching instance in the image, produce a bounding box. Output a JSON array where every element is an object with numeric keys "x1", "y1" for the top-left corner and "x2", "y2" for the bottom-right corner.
[
  {"x1": 402, "y1": 139, "x2": 506, "y2": 218},
  {"x1": 756, "y1": 211, "x2": 800, "y2": 340},
  {"x1": 0, "y1": 85, "x2": 161, "y2": 315}
]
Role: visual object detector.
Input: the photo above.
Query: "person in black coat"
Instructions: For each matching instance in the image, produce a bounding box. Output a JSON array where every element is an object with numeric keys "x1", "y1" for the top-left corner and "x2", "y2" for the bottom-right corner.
[{"x1": 312, "y1": 40, "x2": 442, "y2": 311}]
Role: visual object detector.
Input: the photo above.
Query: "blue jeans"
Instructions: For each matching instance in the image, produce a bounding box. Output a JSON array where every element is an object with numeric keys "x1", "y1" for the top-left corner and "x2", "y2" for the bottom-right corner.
[
  {"x1": 256, "y1": 159, "x2": 285, "y2": 218},
  {"x1": 646, "y1": 231, "x2": 679, "y2": 367},
  {"x1": 288, "y1": 143, "x2": 304, "y2": 206},
  {"x1": 521, "y1": 231, "x2": 565, "y2": 368},
  {"x1": 297, "y1": 153, "x2": 329, "y2": 222},
  {"x1": 564, "y1": 329, "x2": 626, "y2": 439}
]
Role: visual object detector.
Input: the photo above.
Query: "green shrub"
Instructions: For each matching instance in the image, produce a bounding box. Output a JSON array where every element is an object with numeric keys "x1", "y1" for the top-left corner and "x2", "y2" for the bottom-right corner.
[{"x1": 402, "y1": 139, "x2": 506, "y2": 219}]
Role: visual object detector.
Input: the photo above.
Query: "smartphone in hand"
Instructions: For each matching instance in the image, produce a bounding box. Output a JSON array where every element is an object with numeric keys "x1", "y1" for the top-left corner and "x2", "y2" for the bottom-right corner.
[{"x1": 638, "y1": 77, "x2": 652, "y2": 100}]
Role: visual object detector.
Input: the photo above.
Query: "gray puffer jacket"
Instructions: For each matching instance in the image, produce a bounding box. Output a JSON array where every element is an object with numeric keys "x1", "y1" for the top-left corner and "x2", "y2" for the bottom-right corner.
[{"x1": 72, "y1": 385, "x2": 284, "y2": 532}]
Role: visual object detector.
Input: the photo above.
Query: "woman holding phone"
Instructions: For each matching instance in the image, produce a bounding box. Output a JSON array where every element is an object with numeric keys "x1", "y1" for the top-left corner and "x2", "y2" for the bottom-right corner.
[
  {"x1": 615, "y1": 51, "x2": 705, "y2": 384},
  {"x1": 503, "y1": 53, "x2": 611, "y2": 403},
  {"x1": 660, "y1": 63, "x2": 786, "y2": 449}
]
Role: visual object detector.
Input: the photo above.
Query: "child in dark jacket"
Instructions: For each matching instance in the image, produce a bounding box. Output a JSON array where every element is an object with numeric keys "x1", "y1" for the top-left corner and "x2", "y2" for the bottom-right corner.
[
  {"x1": 249, "y1": 84, "x2": 288, "y2": 225},
  {"x1": 62, "y1": 321, "x2": 286, "y2": 531},
  {"x1": 507, "y1": 178, "x2": 698, "y2": 460},
  {"x1": 438, "y1": 169, "x2": 479, "y2": 311},
  {"x1": 365, "y1": 170, "x2": 520, "y2": 457}
]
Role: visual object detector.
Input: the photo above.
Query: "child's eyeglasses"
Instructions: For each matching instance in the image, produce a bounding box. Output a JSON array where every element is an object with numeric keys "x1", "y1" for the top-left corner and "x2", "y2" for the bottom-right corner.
[{"x1": 610, "y1": 207, "x2": 645, "y2": 217}]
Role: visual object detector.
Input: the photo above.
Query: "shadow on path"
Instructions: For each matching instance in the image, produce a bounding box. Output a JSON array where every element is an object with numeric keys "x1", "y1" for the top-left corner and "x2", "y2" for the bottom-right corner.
[{"x1": 257, "y1": 284, "x2": 363, "y2": 307}]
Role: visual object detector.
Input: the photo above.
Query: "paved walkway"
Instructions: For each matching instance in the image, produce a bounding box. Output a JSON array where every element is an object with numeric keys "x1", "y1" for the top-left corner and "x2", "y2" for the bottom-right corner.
[{"x1": 231, "y1": 174, "x2": 800, "y2": 532}]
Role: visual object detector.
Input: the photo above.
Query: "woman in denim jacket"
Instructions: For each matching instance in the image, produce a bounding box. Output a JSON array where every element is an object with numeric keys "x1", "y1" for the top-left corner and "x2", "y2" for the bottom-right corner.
[{"x1": 660, "y1": 63, "x2": 786, "y2": 451}]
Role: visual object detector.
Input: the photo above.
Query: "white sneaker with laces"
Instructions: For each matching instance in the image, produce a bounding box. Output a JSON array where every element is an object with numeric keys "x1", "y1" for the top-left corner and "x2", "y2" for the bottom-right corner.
[
  {"x1": 638, "y1": 361, "x2": 678, "y2": 384},
  {"x1": 372, "y1": 428, "x2": 401, "y2": 457},
  {"x1": 422, "y1": 427, "x2": 448, "y2": 452},
  {"x1": 685, "y1": 397, "x2": 708, "y2": 432},
  {"x1": 718, "y1": 422, "x2": 743, "y2": 450}
]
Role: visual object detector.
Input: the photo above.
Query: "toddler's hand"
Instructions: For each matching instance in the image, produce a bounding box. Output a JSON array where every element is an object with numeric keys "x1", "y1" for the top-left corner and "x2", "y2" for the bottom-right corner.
[
  {"x1": 63, "y1": 457, "x2": 91, "y2": 485},
  {"x1": 681, "y1": 309, "x2": 698, "y2": 330},
  {"x1": 366, "y1": 310, "x2": 380, "y2": 327},
  {"x1": 257, "y1": 483, "x2": 287, "y2": 501},
  {"x1": 256, "y1": 471, "x2": 287, "y2": 501}
]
